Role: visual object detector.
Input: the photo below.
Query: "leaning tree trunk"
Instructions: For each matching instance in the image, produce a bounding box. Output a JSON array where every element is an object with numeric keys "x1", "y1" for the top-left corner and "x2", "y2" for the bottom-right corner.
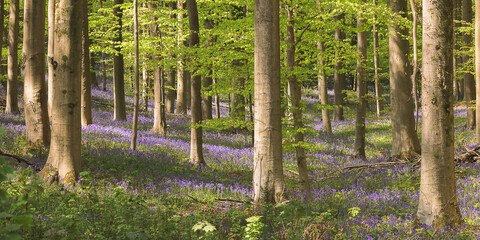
[
  {"x1": 476, "y1": 0, "x2": 480, "y2": 143},
  {"x1": 287, "y1": 1, "x2": 311, "y2": 198},
  {"x1": 354, "y1": 1, "x2": 367, "y2": 159},
  {"x1": 113, "y1": 0, "x2": 126, "y2": 120},
  {"x1": 187, "y1": 0, "x2": 205, "y2": 166},
  {"x1": 333, "y1": 13, "x2": 346, "y2": 121},
  {"x1": 463, "y1": 0, "x2": 475, "y2": 129},
  {"x1": 81, "y1": 0, "x2": 92, "y2": 126},
  {"x1": 253, "y1": 0, "x2": 285, "y2": 206},
  {"x1": 176, "y1": 0, "x2": 187, "y2": 115},
  {"x1": 39, "y1": 0, "x2": 83, "y2": 186},
  {"x1": 417, "y1": 0, "x2": 463, "y2": 228},
  {"x1": 388, "y1": 0, "x2": 420, "y2": 159},
  {"x1": 23, "y1": 0, "x2": 50, "y2": 146},
  {"x1": 6, "y1": 0, "x2": 19, "y2": 114}
]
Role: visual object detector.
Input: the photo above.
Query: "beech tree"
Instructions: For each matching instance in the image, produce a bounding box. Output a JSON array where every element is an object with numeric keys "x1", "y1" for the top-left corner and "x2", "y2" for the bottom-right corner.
[
  {"x1": 176, "y1": 0, "x2": 187, "y2": 115},
  {"x1": 463, "y1": 0, "x2": 475, "y2": 129},
  {"x1": 417, "y1": 0, "x2": 462, "y2": 227},
  {"x1": 333, "y1": 13, "x2": 346, "y2": 121},
  {"x1": 253, "y1": 0, "x2": 284, "y2": 205},
  {"x1": 81, "y1": 0, "x2": 93, "y2": 126},
  {"x1": 373, "y1": 0, "x2": 382, "y2": 117},
  {"x1": 40, "y1": 0, "x2": 83, "y2": 185},
  {"x1": 388, "y1": 0, "x2": 420, "y2": 158},
  {"x1": 113, "y1": 0, "x2": 127, "y2": 121},
  {"x1": 476, "y1": 0, "x2": 480, "y2": 143},
  {"x1": 23, "y1": 0, "x2": 50, "y2": 146},
  {"x1": 6, "y1": 0, "x2": 19, "y2": 114},
  {"x1": 354, "y1": 0, "x2": 367, "y2": 159}
]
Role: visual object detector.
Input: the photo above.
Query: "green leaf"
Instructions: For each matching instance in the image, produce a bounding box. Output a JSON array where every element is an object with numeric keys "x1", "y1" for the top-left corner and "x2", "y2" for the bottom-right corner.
[{"x1": 13, "y1": 214, "x2": 34, "y2": 229}]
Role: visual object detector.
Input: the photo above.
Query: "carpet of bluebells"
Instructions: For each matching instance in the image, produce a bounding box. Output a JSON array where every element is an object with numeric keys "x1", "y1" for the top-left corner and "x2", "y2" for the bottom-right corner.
[{"x1": 1, "y1": 85, "x2": 480, "y2": 239}]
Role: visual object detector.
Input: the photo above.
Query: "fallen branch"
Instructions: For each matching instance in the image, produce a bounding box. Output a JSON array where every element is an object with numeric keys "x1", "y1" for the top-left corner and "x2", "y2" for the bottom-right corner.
[
  {"x1": 185, "y1": 194, "x2": 206, "y2": 204},
  {"x1": 215, "y1": 198, "x2": 245, "y2": 203},
  {"x1": 342, "y1": 158, "x2": 420, "y2": 172},
  {"x1": 0, "y1": 149, "x2": 40, "y2": 171},
  {"x1": 455, "y1": 145, "x2": 480, "y2": 163}
]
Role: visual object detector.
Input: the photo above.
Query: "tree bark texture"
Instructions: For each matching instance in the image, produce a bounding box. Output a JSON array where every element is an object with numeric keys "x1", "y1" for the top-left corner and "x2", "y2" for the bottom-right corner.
[
  {"x1": 131, "y1": 0, "x2": 139, "y2": 150},
  {"x1": 176, "y1": 0, "x2": 187, "y2": 115},
  {"x1": 187, "y1": 0, "x2": 205, "y2": 166},
  {"x1": 333, "y1": 13, "x2": 346, "y2": 121},
  {"x1": 387, "y1": 0, "x2": 420, "y2": 158},
  {"x1": 6, "y1": 0, "x2": 19, "y2": 114},
  {"x1": 317, "y1": 40, "x2": 332, "y2": 133},
  {"x1": 81, "y1": 0, "x2": 92, "y2": 126},
  {"x1": 253, "y1": 0, "x2": 285, "y2": 205},
  {"x1": 373, "y1": 0, "x2": 383, "y2": 117},
  {"x1": 48, "y1": 0, "x2": 55, "y2": 118},
  {"x1": 165, "y1": 67, "x2": 175, "y2": 113},
  {"x1": 39, "y1": 0, "x2": 83, "y2": 185},
  {"x1": 476, "y1": 0, "x2": 480, "y2": 143},
  {"x1": 454, "y1": 0, "x2": 463, "y2": 101},
  {"x1": 202, "y1": 18, "x2": 215, "y2": 120},
  {"x1": 463, "y1": 0, "x2": 475, "y2": 129},
  {"x1": 417, "y1": 0, "x2": 462, "y2": 228},
  {"x1": 23, "y1": 0, "x2": 50, "y2": 146},
  {"x1": 354, "y1": 2, "x2": 367, "y2": 159},
  {"x1": 113, "y1": 0, "x2": 126, "y2": 120},
  {"x1": 410, "y1": 0, "x2": 420, "y2": 131}
]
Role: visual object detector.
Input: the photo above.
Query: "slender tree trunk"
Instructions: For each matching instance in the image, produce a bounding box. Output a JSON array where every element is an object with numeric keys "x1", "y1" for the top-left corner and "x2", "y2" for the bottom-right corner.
[
  {"x1": 417, "y1": 0, "x2": 462, "y2": 228},
  {"x1": 113, "y1": 0, "x2": 126, "y2": 120},
  {"x1": 6, "y1": 0, "x2": 19, "y2": 114},
  {"x1": 81, "y1": 0, "x2": 92, "y2": 126},
  {"x1": 165, "y1": 67, "x2": 175, "y2": 113},
  {"x1": 463, "y1": 0, "x2": 475, "y2": 129},
  {"x1": 354, "y1": 1, "x2": 367, "y2": 159},
  {"x1": 102, "y1": 52, "x2": 107, "y2": 91},
  {"x1": 90, "y1": 52, "x2": 98, "y2": 88},
  {"x1": 39, "y1": 0, "x2": 83, "y2": 185},
  {"x1": 48, "y1": 0, "x2": 55, "y2": 118},
  {"x1": 0, "y1": 0, "x2": 4, "y2": 87},
  {"x1": 131, "y1": 0, "x2": 139, "y2": 150},
  {"x1": 286, "y1": 1, "x2": 311, "y2": 198},
  {"x1": 230, "y1": 74, "x2": 245, "y2": 122},
  {"x1": 317, "y1": 40, "x2": 332, "y2": 133},
  {"x1": 23, "y1": 0, "x2": 50, "y2": 146},
  {"x1": 373, "y1": 0, "x2": 383, "y2": 117},
  {"x1": 454, "y1": 0, "x2": 463, "y2": 101},
  {"x1": 476, "y1": 0, "x2": 480, "y2": 143},
  {"x1": 410, "y1": 0, "x2": 420, "y2": 131},
  {"x1": 388, "y1": 0, "x2": 420, "y2": 158},
  {"x1": 202, "y1": 19, "x2": 215, "y2": 120},
  {"x1": 253, "y1": 0, "x2": 284, "y2": 205},
  {"x1": 176, "y1": 0, "x2": 187, "y2": 115},
  {"x1": 187, "y1": 0, "x2": 205, "y2": 166},
  {"x1": 214, "y1": 78, "x2": 221, "y2": 118},
  {"x1": 333, "y1": 13, "x2": 346, "y2": 121}
]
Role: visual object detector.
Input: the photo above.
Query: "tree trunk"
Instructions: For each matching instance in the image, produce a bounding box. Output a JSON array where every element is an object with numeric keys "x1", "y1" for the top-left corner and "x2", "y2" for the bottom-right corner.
[
  {"x1": 39, "y1": 0, "x2": 83, "y2": 185},
  {"x1": 214, "y1": 78, "x2": 221, "y2": 118},
  {"x1": 417, "y1": 0, "x2": 462, "y2": 228},
  {"x1": 176, "y1": 0, "x2": 187, "y2": 115},
  {"x1": 187, "y1": 0, "x2": 205, "y2": 166},
  {"x1": 317, "y1": 40, "x2": 332, "y2": 133},
  {"x1": 354, "y1": 1, "x2": 367, "y2": 159},
  {"x1": 48, "y1": 0, "x2": 55, "y2": 118},
  {"x1": 253, "y1": 0, "x2": 285, "y2": 205},
  {"x1": 476, "y1": 0, "x2": 480, "y2": 143},
  {"x1": 165, "y1": 67, "x2": 175, "y2": 113},
  {"x1": 287, "y1": 1, "x2": 311, "y2": 198},
  {"x1": 454, "y1": 0, "x2": 463, "y2": 101},
  {"x1": 142, "y1": 64, "x2": 149, "y2": 111},
  {"x1": 373, "y1": 0, "x2": 383, "y2": 117},
  {"x1": 0, "y1": 1, "x2": 3, "y2": 88},
  {"x1": 463, "y1": 0, "x2": 475, "y2": 129},
  {"x1": 333, "y1": 13, "x2": 346, "y2": 121},
  {"x1": 131, "y1": 0, "x2": 139, "y2": 151},
  {"x1": 6, "y1": 0, "x2": 19, "y2": 114},
  {"x1": 202, "y1": 18, "x2": 215, "y2": 120},
  {"x1": 230, "y1": 75, "x2": 245, "y2": 122},
  {"x1": 113, "y1": 0, "x2": 126, "y2": 120},
  {"x1": 388, "y1": 0, "x2": 420, "y2": 158},
  {"x1": 23, "y1": 0, "x2": 50, "y2": 146},
  {"x1": 81, "y1": 0, "x2": 92, "y2": 126},
  {"x1": 90, "y1": 52, "x2": 98, "y2": 88},
  {"x1": 410, "y1": 0, "x2": 420, "y2": 131}
]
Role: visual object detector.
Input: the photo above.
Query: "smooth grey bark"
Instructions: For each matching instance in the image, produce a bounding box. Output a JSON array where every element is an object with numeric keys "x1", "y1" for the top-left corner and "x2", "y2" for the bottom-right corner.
[
  {"x1": 202, "y1": 18, "x2": 215, "y2": 120},
  {"x1": 410, "y1": 0, "x2": 420, "y2": 131},
  {"x1": 417, "y1": 0, "x2": 462, "y2": 228},
  {"x1": 454, "y1": 0, "x2": 463, "y2": 101},
  {"x1": 81, "y1": 0, "x2": 92, "y2": 126},
  {"x1": 463, "y1": 0, "x2": 475, "y2": 129},
  {"x1": 176, "y1": 0, "x2": 187, "y2": 115},
  {"x1": 317, "y1": 40, "x2": 331, "y2": 133},
  {"x1": 23, "y1": 0, "x2": 50, "y2": 146},
  {"x1": 47, "y1": 0, "x2": 55, "y2": 118},
  {"x1": 113, "y1": 0, "x2": 126, "y2": 120},
  {"x1": 253, "y1": 0, "x2": 285, "y2": 205},
  {"x1": 6, "y1": 0, "x2": 19, "y2": 114},
  {"x1": 373, "y1": 0, "x2": 383, "y2": 117},
  {"x1": 354, "y1": 1, "x2": 367, "y2": 159},
  {"x1": 333, "y1": 13, "x2": 346, "y2": 121},
  {"x1": 388, "y1": 0, "x2": 420, "y2": 158},
  {"x1": 39, "y1": 0, "x2": 83, "y2": 185},
  {"x1": 131, "y1": 0, "x2": 139, "y2": 150}
]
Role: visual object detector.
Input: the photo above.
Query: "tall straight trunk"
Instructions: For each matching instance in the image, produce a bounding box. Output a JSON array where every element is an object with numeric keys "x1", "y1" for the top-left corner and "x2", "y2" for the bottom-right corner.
[
  {"x1": 48, "y1": 0, "x2": 55, "y2": 118},
  {"x1": 176, "y1": 0, "x2": 187, "y2": 115},
  {"x1": 388, "y1": 0, "x2": 420, "y2": 158},
  {"x1": 165, "y1": 69, "x2": 175, "y2": 113},
  {"x1": 214, "y1": 78, "x2": 221, "y2": 118},
  {"x1": 463, "y1": 0, "x2": 475, "y2": 129},
  {"x1": 0, "y1": 1, "x2": 3, "y2": 86},
  {"x1": 202, "y1": 19, "x2": 215, "y2": 120},
  {"x1": 23, "y1": 0, "x2": 50, "y2": 146},
  {"x1": 131, "y1": 0, "x2": 139, "y2": 150},
  {"x1": 476, "y1": 0, "x2": 480, "y2": 143},
  {"x1": 100, "y1": 0, "x2": 107, "y2": 91},
  {"x1": 417, "y1": 0, "x2": 462, "y2": 228},
  {"x1": 454, "y1": 0, "x2": 463, "y2": 101},
  {"x1": 6, "y1": 0, "x2": 19, "y2": 114},
  {"x1": 333, "y1": 13, "x2": 346, "y2": 121},
  {"x1": 81, "y1": 0, "x2": 92, "y2": 126},
  {"x1": 113, "y1": 0, "x2": 126, "y2": 120},
  {"x1": 286, "y1": 2, "x2": 311, "y2": 198},
  {"x1": 373, "y1": 0, "x2": 383, "y2": 117},
  {"x1": 142, "y1": 64, "x2": 148, "y2": 111},
  {"x1": 354, "y1": 1, "x2": 367, "y2": 159},
  {"x1": 410, "y1": 0, "x2": 420, "y2": 131},
  {"x1": 90, "y1": 52, "x2": 98, "y2": 88},
  {"x1": 317, "y1": 40, "x2": 331, "y2": 133},
  {"x1": 253, "y1": 0, "x2": 284, "y2": 205},
  {"x1": 230, "y1": 74, "x2": 245, "y2": 121},
  {"x1": 39, "y1": 0, "x2": 83, "y2": 185},
  {"x1": 187, "y1": 0, "x2": 205, "y2": 166}
]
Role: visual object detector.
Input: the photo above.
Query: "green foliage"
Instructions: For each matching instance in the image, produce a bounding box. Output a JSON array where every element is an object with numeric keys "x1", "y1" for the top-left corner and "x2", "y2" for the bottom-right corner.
[{"x1": 244, "y1": 216, "x2": 264, "y2": 240}]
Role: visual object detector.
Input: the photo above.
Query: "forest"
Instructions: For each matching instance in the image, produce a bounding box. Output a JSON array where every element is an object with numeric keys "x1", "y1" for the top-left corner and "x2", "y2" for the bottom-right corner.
[{"x1": 1, "y1": 0, "x2": 480, "y2": 239}]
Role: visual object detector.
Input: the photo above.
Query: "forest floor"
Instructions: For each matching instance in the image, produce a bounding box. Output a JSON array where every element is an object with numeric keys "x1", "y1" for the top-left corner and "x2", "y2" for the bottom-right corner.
[{"x1": 1, "y1": 86, "x2": 480, "y2": 239}]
